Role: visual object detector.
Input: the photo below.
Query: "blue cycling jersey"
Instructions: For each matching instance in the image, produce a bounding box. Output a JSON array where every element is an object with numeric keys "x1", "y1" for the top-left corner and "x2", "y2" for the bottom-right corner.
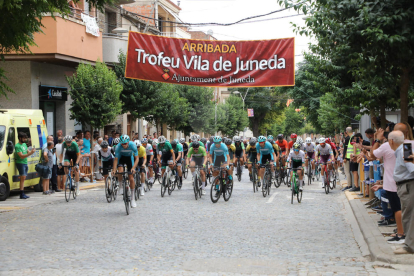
[
  {"x1": 115, "y1": 141, "x2": 138, "y2": 162},
  {"x1": 209, "y1": 142, "x2": 229, "y2": 162},
  {"x1": 256, "y1": 141, "x2": 274, "y2": 162}
]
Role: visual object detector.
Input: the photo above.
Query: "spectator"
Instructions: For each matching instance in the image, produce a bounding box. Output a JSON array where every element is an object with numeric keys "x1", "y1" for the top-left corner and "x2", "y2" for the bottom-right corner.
[
  {"x1": 56, "y1": 137, "x2": 66, "y2": 191},
  {"x1": 389, "y1": 130, "x2": 414, "y2": 254},
  {"x1": 108, "y1": 130, "x2": 115, "y2": 145},
  {"x1": 153, "y1": 132, "x2": 158, "y2": 143},
  {"x1": 349, "y1": 133, "x2": 362, "y2": 192},
  {"x1": 83, "y1": 131, "x2": 91, "y2": 155},
  {"x1": 41, "y1": 141, "x2": 54, "y2": 195},
  {"x1": 54, "y1": 129, "x2": 63, "y2": 145},
  {"x1": 15, "y1": 132, "x2": 36, "y2": 199},
  {"x1": 104, "y1": 134, "x2": 109, "y2": 142},
  {"x1": 76, "y1": 131, "x2": 83, "y2": 140},
  {"x1": 342, "y1": 127, "x2": 354, "y2": 191}
]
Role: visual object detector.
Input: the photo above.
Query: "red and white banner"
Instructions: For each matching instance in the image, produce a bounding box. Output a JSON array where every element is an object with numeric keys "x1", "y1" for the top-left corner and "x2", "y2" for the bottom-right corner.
[
  {"x1": 248, "y1": 109, "x2": 254, "y2": 117},
  {"x1": 125, "y1": 32, "x2": 295, "y2": 87}
]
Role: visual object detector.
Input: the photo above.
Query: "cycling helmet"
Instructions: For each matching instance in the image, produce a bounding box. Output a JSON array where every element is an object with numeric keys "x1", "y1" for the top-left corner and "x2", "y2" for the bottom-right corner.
[
  {"x1": 158, "y1": 136, "x2": 166, "y2": 144},
  {"x1": 293, "y1": 143, "x2": 301, "y2": 150},
  {"x1": 64, "y1": 135, "x2": 72, "y2": 142},
  {"x1": 249, "y1": 138, "x2": 257, "y2": 146},
  {"x1": 277, "y1": 134, "x2": 283, "y2": 140},
  {"x1": 213, "y1": 136, "x2": 222, "y2": 143},
  {"x1": 319, "y1": 137, "x2": 326, "y2": 144},
  {"x1": 101, "y1": 141, "x2": 109, "y2": 148},
  {"x1": 171, "y1": 139, "x2": 177, "y2": 146},
  {"x1": 258, "y1": 136, "x2": 266, "y2": 142},
  {"x1": 119, "y1": 135, "x2": 130, "y2": 144},
  {"x1": 190, "y1": 134, "x2": 198, "y2": 142},
  {"x1": 134, "y1": 140, "x2": 141, "y2": 147},
  {"x1": 225, "y1": 139, "x2": 232, "y2": 145},
  {"x1": 296, "y1": 136, "x2": 303, "y2": 145},
  {"x1": 267, "y1": 135, "x2": 274, "y2": 140},
  {"x1": 315, "y1": 140, "x2": 320, "y2": 144},
  {"x1": 196, "y1": 134, "x2": 200, "y2": 140},
  {"x1": 290, "y1": 133, "x2": 297, "y2": 139},
  {"x1": 179, "y1": 138, "x2": 185, "y2": 143},
  {"x1": 148, "y1": 139, "x2": 153, "y2": 145},
  {"x1": 142, "y1": 138, "x2": 148, "y2": 144},
  {"x1": 268, "y1": 138, "x2": 274, "y2": 143},
  {"x1": 326, "y1": 138, "x2": 331, "y2": 144},
  {"x1": 152, "y1": 141, "x2": 158, "y2": 147},
  {"x1": 233, "y1": 136, "x2": 241, "y2": 142},
  {"x1": 113, "y1": 137, "x2": 120, "y2": 145},
  {"x1": 209, "y1": 136, "x2": 214, "y2": 143},
  {"x1": 201, "y1": 137, "x2": 207, "y2": 144},
  {"x1": 192, "y1": 141, "x2": 199, "y2": 148},
  {"x1": 306, "y1": 137, "x2": 312, "y2": 144}
]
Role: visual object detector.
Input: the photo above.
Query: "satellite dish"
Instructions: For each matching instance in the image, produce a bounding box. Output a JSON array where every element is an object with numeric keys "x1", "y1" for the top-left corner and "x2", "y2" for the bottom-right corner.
[{"x1": 207, "y1": 29, "x2": 213, "y2": 36}]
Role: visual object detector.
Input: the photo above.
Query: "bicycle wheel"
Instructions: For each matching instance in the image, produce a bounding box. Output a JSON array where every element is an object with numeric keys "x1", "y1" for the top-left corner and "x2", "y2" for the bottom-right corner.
[
  {"x1": 262, "y1": 175, "x2": 267, "y2": 198},
  {"x1": 297, "y1": 186, "x2": 302, "y2": 203},
  {"x1": 266, "y1": 170, "x2": 271, "y2": 195},
  {"x1": 168, "y1": 178, "x2": 173, "y2": 195},
  {"x1": 252, "y1": 169, "x2": 256, "y2": 193},
  {"x1": 193, "y1": 174, "x2": 198, "y2": 200},
  {"x1": 325, "y1": 172, "x2": 330, "y2": 194},
  {"x1": 237, "y1": 164, "x2": 242, "y2": 182},
  {"x1": 198, "y1": 177, "x2": 203, "y2": 199},
  {"x1": 274, "y1": 168, "x2": 281, "y2": 188},
  {"x1": 105, "y1": 177, "x2": 112, "y2": 203},
  {"x1": 112, "y1": 176, "x2": 118, "y2": 201},
  {"x1": 223, "y1": 178, "x2": 233, "y2": 201},
  {"x1": 183, "y1": 161, "x2": 187, "y2": 179},
  {"x1": 177, "y1": 173, "x2": 182, "y2": 190},
  {"x1": 72, "y1": 182, "x2": 77, "y2": 199},
  {"x1": 291, "y1": 176, "x2": 296, "y2": 204},
  {"x1": 308, "y1": 170, "x2": 312, "y2": 186},
  {"x1": 134, "y1": 174, "x2": 140, "y2": 201},
  {"x1": 161, "y1": 175, "x2": 167, "y2": 197},
  {"x1": 65, "y1": 177, "x2": 71, "y2": 202},
  {"x1": 329, "y1": 172, "x2": 335, "y2": 190},
  {"x1": 210, "y1": 176, "x2": 221, "y2": 203},
  {"x1": 124, "y1": 183, "x2": 130, "y2": 215}
]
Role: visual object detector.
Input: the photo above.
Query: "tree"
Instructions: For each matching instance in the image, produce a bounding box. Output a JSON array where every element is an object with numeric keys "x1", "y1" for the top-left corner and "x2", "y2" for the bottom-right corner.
[
  {"x1": 282, "y1": 107, "x2": 305, "y2": 136},
  {"x1": 0, "y1": 0, "x2": 114, "y2": 97},
  {"x1": 318, "y1": 93, "x2": 350, "y2": 136},
  {"x1": 66, "y1": 60, "x2": 122, "y2": 133},
  {"x1": 176, "y1": 85, "x2": 215, "y2": 136},
  {"x1": 216, "y1": 96, "x2": 249, "y2": 137}
]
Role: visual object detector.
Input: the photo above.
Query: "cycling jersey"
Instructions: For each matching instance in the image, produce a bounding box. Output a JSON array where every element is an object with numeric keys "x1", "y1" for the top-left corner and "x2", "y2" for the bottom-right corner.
[
  {"x1": 98, "y1": 147, "x2": 113, "y2": 162},
  {"x1": 115, "y1": 141, "x2": 138, "y2": 163},
  {"x1": 181, "y1": 142, "x2": 189, "y2": 153},
  {"x1": 246, "y1": 145, "x2": 257, "y2": 156},
  {"x1": 276, "y1": 139, "x2": 288, "y2": 153},
  {"x1": 304, "y1": 143, "x2": 316, "y2": 152},
  {"x1": 172, "y1": 143, "x2": 183, "y2": 155},
  {"x1": 63, "y1": 141, "x2": 80, "y2": 153},
  {"x1": 287, "y1": 150, "x2": 306, "y2": 163},
  {"x1": 234, "y1": 142, "x2": 245, "y2": 153},
  {"x1": 138, "y1": 146, "x2": 146, "y2": 158},
  {"x1": 209, "y1": 143, "x2": 229, "y2": 162},
  {"x1": 316, "y1": 144, "x2": 333, "y2": 156},
  {"x1": 187, "y1": 146, "x2": 207, "y2": 159},
  {"x1": 227, "y1": 144, "x2": 236, "y2": 159},
  {"x1": 255, "y1": 141, "x2": 274, "y2": 163},
  {"x1": 157, "y1": 142, "x2": 173, "y2": 157},
  {"x1": 271, "y1": 143, "x2": 280, "y2": 153},
  {"x1": 143, "y1": 144, "x2": 153, "y2": 156}
]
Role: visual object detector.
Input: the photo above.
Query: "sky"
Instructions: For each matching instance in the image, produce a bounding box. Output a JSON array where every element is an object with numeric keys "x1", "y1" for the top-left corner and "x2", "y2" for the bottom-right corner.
[{"x1": 170, "y1": 0, "x2": 313, "y2": 64}]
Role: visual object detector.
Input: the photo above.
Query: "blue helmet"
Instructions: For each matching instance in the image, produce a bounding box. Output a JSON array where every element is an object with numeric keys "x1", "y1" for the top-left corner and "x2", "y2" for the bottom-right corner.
[
  {"x1": 120, "y1": 135, "x2": 130, "y2": 144},
  {"x1": 213, "y1": 136, "x2": 222, "y2": 143},
  {"x1": 142, "y1": 138, "x2": 148, "y2": 144},
  {"x1": 267, "y1": 135, "x2": 273, "y2": 140},
  {"x1": 258, "y1": 136, "x2": 266, "y2": 142}
]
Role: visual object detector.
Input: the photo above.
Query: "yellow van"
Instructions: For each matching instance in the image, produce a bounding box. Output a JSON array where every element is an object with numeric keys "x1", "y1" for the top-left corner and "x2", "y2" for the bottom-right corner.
[{"x1": 0, "y1": 109, "x2": 48, "y2": 201}]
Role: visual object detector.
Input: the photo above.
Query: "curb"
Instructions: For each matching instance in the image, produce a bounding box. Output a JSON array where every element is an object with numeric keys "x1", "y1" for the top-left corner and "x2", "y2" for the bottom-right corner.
[
  {"x1": 346, "y1": 190, "x2": 414, "y2": 265},
  {"x1": 79, "y1": 181, "x2": 105, "y2": 190}
]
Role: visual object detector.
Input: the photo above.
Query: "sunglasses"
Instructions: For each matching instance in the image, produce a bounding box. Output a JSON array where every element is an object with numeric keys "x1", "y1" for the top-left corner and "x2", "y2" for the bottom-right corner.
[{"x1": 121, "y1": 143, "x2": 128, "y2": 146}]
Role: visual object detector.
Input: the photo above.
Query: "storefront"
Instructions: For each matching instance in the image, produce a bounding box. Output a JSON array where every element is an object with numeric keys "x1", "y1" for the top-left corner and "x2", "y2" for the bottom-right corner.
[{"x1": 39, "y1": 85, "x2": 68, "y2": 137}]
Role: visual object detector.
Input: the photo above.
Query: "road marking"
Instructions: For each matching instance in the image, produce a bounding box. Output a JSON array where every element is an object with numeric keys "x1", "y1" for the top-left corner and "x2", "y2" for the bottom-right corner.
[{"x1": 266, "y1": 192, "x2": 278, "y2": 203}]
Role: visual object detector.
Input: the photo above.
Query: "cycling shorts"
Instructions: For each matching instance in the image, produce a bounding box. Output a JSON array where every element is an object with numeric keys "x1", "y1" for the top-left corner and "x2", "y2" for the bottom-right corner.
[
  {"x1": 175, "y1": 157, "x2": 182, "y2": 166},
  {"x1": 138, "y1": 157, "x2": 145, "y2": 171},
  {"x1": 320, "y1": 154, "x2": 331, "y2": 164},
  {"x1": 161, "y1": 155, "x2": 173, "y2": 169},
  {"x1": 118, "y1": 156, "x2": 133, "y2": 172},
  {"x1": 292, "y1": 161, "x2": 303, "y2": 170},
  {"x1": 260, "y1": 154, "x2": 272, "y2": 167},
  {"x1": 64, "y1": 152, "x2": 78, "y2": 164},
  {"x1": 102, "y1": 159, "x2": 113, "y2": 175},
  {"x1": 235, "y1": 151, "x2": 243, "y2": 158},
  {"x1": 248, "y1": 155, "x2": 258, "y2": 164},
  {"x1": 192, "y1": 157, "x2": 204, "y2": 167},
  {"x1": 306, "y1": 152, "x2": 315, "y2": 160},
  {"x1": 213, "y1": 155, "x2": 226, "y2": 167}
]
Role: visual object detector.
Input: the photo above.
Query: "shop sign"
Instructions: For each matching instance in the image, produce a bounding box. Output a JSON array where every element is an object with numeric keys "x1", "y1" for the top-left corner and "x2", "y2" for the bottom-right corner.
[{"x1": 39, "y1": 85, "x2": 68, "y2": 101}]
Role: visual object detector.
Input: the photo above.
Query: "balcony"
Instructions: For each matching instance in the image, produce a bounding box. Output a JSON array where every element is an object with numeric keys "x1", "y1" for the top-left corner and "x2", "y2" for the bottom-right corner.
[
  {"x1": 4, "y1": 15, "x2": 102, "y2": 66},
  {"x1": 102, "y1": 33, "x2": 128, "y2": 64}
]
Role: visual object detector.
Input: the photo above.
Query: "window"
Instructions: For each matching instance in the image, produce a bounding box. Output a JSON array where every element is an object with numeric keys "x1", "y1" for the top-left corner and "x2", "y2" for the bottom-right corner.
[
  {"x1": 0, "y1": 126, "x2": 5, "y2": 150},
  {"x1": 17, "y1": 127, "x2": 30, "y2": 147},
  {"x1": 7, "y1": 127, "x2": 15, "y2": 146},
  {"x1": 158, "y1": 17, "x2": 163, "y2": 33}
]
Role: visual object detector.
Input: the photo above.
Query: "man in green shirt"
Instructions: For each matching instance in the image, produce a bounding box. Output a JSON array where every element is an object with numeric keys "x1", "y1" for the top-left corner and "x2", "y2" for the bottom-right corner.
[{"x1": 15, "y1": 132, "x2": 36, "y2": 199}]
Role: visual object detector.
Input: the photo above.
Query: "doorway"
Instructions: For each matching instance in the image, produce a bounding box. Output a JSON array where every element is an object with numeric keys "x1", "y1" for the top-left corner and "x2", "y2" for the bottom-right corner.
[{"x1": 40, "y1": 102, "x2": 55, "y2": 137}]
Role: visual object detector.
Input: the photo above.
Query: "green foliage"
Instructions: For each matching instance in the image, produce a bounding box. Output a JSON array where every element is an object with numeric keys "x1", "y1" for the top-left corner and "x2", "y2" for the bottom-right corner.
[
  {"x1": 0, "y1": 0, "x2": 114, "y2": 97},
  {"x1": 282, "y1": 107, "x2": 305, "y2": 136},
  {"x1": 0, "y1": 67, "x2": 13, "y2": 99},
  {"x1": 66, "y1": 61, "x2": 122, "y2": 130},
  {"x1": 216, "y1": 96, "x2": 249, "y2": 137},
  {"x1": 317, "y1": 93, "x2": 350, "y2": 136}
]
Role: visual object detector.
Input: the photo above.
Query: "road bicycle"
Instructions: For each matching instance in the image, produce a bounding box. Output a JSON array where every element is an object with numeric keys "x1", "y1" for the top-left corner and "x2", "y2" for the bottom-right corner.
[
  {"x1": 190, "y1": 165, "x2": 204, "y2": 200},
  {"x1": 182, "y1": 157, "x2": 188, "y2": 179},
  {"x1": 210, "y1": 166, "x2": 233, "y2": 203},
  {"x1": 235, "y1": 158, "x2": 242, "y2": 182},
  {"x1": 63, "y1": 165, "x2": 78, "y2": 202},
  {"x1": 134, "y1": 166, "x2": 146, "y2": 201},
  {"x1": 116, "y1": 164, "x2": 133, "y2": 215},
  {"x1": 175, "y1": 164, "x2": 183, "y2": 190},
  {"x1": 261, "y1": 162, "x2": 272, "y2": 197},
  {"x1": 149, "y1": 160, "x2": 162, "y2": 185},
  {"x1": 314, "y1": 162, "x2": 321, "y2": 181},
  {"x1": 306, "y1": 157, "x2": 314, "y2": 186},
  {"x1": 251, "y1": 162, "x2": 259, "y2": 193},
  {"x1": 321, "y1": 162, "x2": 336, "y2": 194},
  {"x1": 285, "y1": 166, "x2": 292, "y2": 187},
  {"x1": 287, "y1": 167, "x2": 303, "y2": 204},
  {"x1": 99, "y1": 166, "x2": 118, "y2": 203},
  {"x1": 206, "y1": 161, "x2": 212, "y2": 184},
  {"x1": 160, "y1": 161, "x2": 175, "y2": 197}
]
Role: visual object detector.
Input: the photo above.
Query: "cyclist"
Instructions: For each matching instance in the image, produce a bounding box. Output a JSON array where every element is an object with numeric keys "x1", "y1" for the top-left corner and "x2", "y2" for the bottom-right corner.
[
  {"x1": 209, "y1": 136, "x2": 231, "y2": 179},
  {"x1": 225, "y1": 138, "x2": 236, "y2": 178},
  {"x1": 267, "y1": 135, "x2": 280, "y2": 164},
  {"x1": 59, "y1": 135, "x2": 81, "y2": 196},
  {"x1": 326, "y1": 138, "x2": 339, "y2": 178},
  {"x1": 276, "y1": 134, "x2": 289, "y2": 167},
  {"x1": 246, "y1": 137, "x2": 258, "y2": 180},
  {"x1": 288, "y1": 133, "x2": 298, "y2": 152},
  {"x1": 180, "y1": 138, "x2": 189, "y2": 158},
  {"x1": 200, "y1": 137, "x2": 207, "y2": 148},
  {"x1": 191, "y1": 134, "x2": 205, "y2": 148},
  {"x1": 233, "y1": 136, "x2": 245, "y2": 173},
  {"x1": 315, "y1": 138, "x2": 335, "y2": 188},
  {"x1": 187, "y1": 141, "x2": 208, "y2": 194},
  {"x1": 134, "y1": 140, "x2": 147, "y2": 196},
  {"x1": 256, "y1": 136, "x2": 276, "y2": 185},
  {"x1": 98, "y1": 141, "x2": 113, "y2": 194},
  {"x1": 304, "y1": 137, "x2": 316, "y2": 176},
  {"x1": 142, "y1": 138, "x2": 154, "y2": 185},
  {"x1": 287, "y1": 143, "x2": 306, "y2": 190},
  {"x1": 112, "y1": 135, "x2": 139, "y2": 208},
  {"x1": 157, "y1": 136, "x2": 176, "y2": 180},
  {"x1": 111, "y1": 137, "x2": 120, "y2": 155},
  {"x1": 171, "y1": 139, "x2": 183, "y2": 186}
]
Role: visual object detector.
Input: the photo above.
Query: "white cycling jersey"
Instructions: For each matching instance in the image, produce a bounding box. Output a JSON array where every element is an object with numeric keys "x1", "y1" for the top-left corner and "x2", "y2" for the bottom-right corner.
[
  {"x1": 316, "y1": 144, "x2": 333, "y2": 156},
  {"x1": 144, "y1": 144, "x2": 153, "y2": 156},
  {"x1": 98, "y1": 147, "x2": 113, "y2": 162},
  {"x1": 303, "y1": 142, "x2": 316, "y2": 152},
  {"x1": 287, "y1": 150, "x2": 306, "y2": 163}
]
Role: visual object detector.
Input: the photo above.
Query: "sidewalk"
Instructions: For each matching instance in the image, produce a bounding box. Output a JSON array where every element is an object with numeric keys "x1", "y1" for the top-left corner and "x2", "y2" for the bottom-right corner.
[
  {"x1": 342, "y1": 180, "x2": 414, "y2": 264},
  {"x1": 0, "y1": 180, "x2": 105, "y2": 213}
]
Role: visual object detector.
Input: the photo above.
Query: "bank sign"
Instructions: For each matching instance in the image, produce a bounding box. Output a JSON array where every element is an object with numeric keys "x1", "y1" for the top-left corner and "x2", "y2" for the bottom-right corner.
[
  {"x1": 39, "y1": 85, "x2": 68, "y2": 101},
  {"x1": 125, "y1": 32, "x2": 295, "y2": 87}
]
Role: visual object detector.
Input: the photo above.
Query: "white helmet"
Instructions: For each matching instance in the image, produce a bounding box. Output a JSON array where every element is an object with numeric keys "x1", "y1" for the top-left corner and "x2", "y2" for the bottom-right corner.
[
  {"x1": 233, "y1": 136, "x2": 241, "y2": 142},
  {"x1": 158, "y1": 136, "x2": 166, "y2": 144},
  {"x1": 179, "y1": 138, "x2": 185, "y2": 143},
  {"x1": 190, "y1": 134, "x2": 198, "y2": 142},
  {"x1": 64, "y1": 135, "x2": 72, "y2": 142},
  {"x1": 134, "y1": 140, "x2": 141, "y2": 147},
  {"x1": 306, "y1": 137, "x2": 312, "y2": 144},
  {"x1": 152, "y1": 141, "x2": 158, "y2": 146},
  {"x1": 196, "y1": 134, "x2": 200, "y2": 140},
  {"x1": 296, "y1": 136, "x2": 303, "y2": 145},
  {"x1": 319, "y1": 137, "x2": 326, "y2": 144}
]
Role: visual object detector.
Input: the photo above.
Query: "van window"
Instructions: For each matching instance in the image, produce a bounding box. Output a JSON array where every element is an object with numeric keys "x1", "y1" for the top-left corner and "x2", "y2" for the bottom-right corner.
[
  {"x1": 0, "y1": 126, "x2": 5, "y2": 150},
  {"x1": 17, "y1": 127, "x2": 30, "y2": 147},
  {"x1": 7, "y1": 127, "x2": 15, "y2": 146}
]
